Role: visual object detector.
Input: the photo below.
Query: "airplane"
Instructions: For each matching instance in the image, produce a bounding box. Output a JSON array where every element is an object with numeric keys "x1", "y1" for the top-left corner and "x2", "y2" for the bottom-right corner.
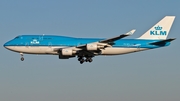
[{"x1": 4, "y1": 16, "x2": 175, "y2": 64}]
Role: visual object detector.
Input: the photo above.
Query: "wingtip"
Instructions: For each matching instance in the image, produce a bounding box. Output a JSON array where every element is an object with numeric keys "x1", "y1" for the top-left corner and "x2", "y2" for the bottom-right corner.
[
  {"x1": 125, "y1": 29, "x2": 136, "y2": 35},
  {"x1": 131, "y1": 29, "x2": 136, "y2": 33}
]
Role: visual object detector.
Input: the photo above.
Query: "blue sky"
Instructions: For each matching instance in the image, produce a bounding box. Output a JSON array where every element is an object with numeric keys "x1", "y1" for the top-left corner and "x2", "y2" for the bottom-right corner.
[{"x1": 0, "y1": 0, "x2": 180, "y2": 101}]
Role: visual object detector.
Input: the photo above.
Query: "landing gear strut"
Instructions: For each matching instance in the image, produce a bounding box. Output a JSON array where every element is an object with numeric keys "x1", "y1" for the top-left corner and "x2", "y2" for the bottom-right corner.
[{"x1": 20, "y1": 53, "x2": 24, "y2": 61}]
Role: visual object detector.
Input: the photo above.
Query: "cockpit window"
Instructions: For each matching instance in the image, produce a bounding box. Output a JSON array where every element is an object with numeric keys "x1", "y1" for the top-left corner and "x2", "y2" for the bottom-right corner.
[
  {"x1": 15, "y1": 36, "x2": 22, "y2": 39},
  {"x1": 15, "y1": 36, "x2": 20, "y2": 39}
]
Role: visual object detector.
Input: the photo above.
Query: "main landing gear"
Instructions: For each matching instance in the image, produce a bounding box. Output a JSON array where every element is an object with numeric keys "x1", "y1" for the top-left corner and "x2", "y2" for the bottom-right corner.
[
  {"x1": 20, "y1": 53, "x2": 24, "y2": 61},
  {"x1": 78, "y1": 56, "x2": 93, "y2": 64}
]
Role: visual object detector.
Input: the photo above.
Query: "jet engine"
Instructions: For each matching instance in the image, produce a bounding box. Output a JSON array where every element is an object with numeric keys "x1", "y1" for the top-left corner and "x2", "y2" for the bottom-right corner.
[
  {"x1": 58, "y1": 49, "x2": 76, "y2": 59},
  {"x1": 61, "y1": 49, "x2": 75, "y2": 56},
  {"x1": 86, "y1": 44, "x2": 104, "y2": 51}
]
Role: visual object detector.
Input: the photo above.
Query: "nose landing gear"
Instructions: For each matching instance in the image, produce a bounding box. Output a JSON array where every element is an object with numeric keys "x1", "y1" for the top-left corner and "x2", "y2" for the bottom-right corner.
[{"x1": 20, "y1": 53, "x2": 24, "y2": 61}]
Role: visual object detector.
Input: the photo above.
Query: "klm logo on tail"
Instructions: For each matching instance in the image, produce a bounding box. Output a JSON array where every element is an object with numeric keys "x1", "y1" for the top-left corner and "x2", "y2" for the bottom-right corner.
[{"x1": 150, "y1": 26, "x2": 167, "y2": 35}]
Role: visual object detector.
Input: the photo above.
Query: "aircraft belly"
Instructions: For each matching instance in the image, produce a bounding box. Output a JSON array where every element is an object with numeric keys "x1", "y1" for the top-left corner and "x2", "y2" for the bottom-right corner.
[
  {"x1": 6, "y1": 46, "x2": 149, "y2": 56},
  {"x1": 101, "y1": 47, "x2": 144, "y2": 55},
  {"x1": 5, "y1": 46, "x2": 58, "y2": 54}
]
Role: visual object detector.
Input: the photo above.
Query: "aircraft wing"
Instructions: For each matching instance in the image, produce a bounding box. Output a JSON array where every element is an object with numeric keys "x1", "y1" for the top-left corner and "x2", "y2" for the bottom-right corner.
[
  {"x1": 55, "y1": 29, "x2": 136, "y2": 58},
  {"x1": 99, "y1": 29, "x2": 136, "y2": 43},
  {"x1": 76, "y1": 29, "x2": 135, "y2": 50}
]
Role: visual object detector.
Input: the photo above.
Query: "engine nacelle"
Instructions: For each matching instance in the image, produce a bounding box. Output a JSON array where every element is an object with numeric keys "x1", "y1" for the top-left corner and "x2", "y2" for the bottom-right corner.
[
  {"x1": 61, "y1": 49, "x2": 74, "y2": 56},
  {"x1": 87, "y1": 44, "x2": 98, "y2": 51},
  {"x1": 86, "y1": 44, "x2": 104, "y2": 51}
]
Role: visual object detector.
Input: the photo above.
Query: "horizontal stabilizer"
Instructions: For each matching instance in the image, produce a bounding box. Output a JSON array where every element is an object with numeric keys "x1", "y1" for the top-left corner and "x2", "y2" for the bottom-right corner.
[{"x1": 149, "y1": 38, "x2": 176, "y2": 46}]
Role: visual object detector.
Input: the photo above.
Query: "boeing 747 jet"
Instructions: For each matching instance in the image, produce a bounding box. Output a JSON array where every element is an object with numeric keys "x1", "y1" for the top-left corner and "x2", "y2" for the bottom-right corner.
[{"x1": 4, "y1": 16, "x2": 175, "y2": 64}]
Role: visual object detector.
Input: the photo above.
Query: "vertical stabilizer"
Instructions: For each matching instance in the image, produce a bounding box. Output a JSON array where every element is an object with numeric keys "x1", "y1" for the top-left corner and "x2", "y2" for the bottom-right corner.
[{"x1": 139, "y1": 16, "x2": 175, "y2": 39}]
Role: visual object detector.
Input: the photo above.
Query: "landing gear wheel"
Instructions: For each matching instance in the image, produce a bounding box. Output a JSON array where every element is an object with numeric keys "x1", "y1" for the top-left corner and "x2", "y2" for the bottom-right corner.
[
  {"x1": 78, "y1": 56, "x2": 93, "y2": 63},
  {"x1": 79, "y1": 58, "x2": 84, "y2": 64},
  {"x1": 85, "y1": 57, "x2": 93, "y2": 63},
  {"x1": 88, "y1": 58, "x2": 93, "y2": 62},
  {"x1": 80, "y1": 61, "x2": 84, "y2": 64},
  {"x1": 78, "y1": 58, "x2": 82, "y2": 61},
  {"x1": 21, "y1": 57, "x2": 24, "y2": 61},
  {"x1": 85, "y1": 59, "x2": 88, "y2": 62}
]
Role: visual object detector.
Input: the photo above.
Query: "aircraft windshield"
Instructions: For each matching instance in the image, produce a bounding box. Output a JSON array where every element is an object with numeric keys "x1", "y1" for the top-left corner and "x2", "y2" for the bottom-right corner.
[{"x1": 14, "y1": 36, "x2": 22, "y2": 39}]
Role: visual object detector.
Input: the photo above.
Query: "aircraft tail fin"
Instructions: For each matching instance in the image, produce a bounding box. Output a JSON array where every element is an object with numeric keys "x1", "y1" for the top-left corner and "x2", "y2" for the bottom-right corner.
[{"x1": 138, "y1": 16, "x2": 175, "y2": 40}]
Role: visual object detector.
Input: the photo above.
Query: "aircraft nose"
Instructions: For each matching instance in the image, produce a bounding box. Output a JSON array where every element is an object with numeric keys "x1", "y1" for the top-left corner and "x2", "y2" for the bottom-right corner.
[
  {"x1": 3, "y1": 41, "x2": 10, "y2": 49},
  {"x1": 4, "y1": 43, "x2": 7, "y2": 48}
]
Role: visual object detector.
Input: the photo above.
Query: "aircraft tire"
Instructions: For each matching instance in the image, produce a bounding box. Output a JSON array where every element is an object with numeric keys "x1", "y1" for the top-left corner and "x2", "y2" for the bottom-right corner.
[{"x1": 21, "y1": 57, "x2": 24, "y2": 61}]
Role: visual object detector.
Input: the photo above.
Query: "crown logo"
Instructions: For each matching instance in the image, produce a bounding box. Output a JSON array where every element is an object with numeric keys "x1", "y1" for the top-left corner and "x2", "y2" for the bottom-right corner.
[{"x1": 154, "y1": 26, "x2": 162, "y2": 30}]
